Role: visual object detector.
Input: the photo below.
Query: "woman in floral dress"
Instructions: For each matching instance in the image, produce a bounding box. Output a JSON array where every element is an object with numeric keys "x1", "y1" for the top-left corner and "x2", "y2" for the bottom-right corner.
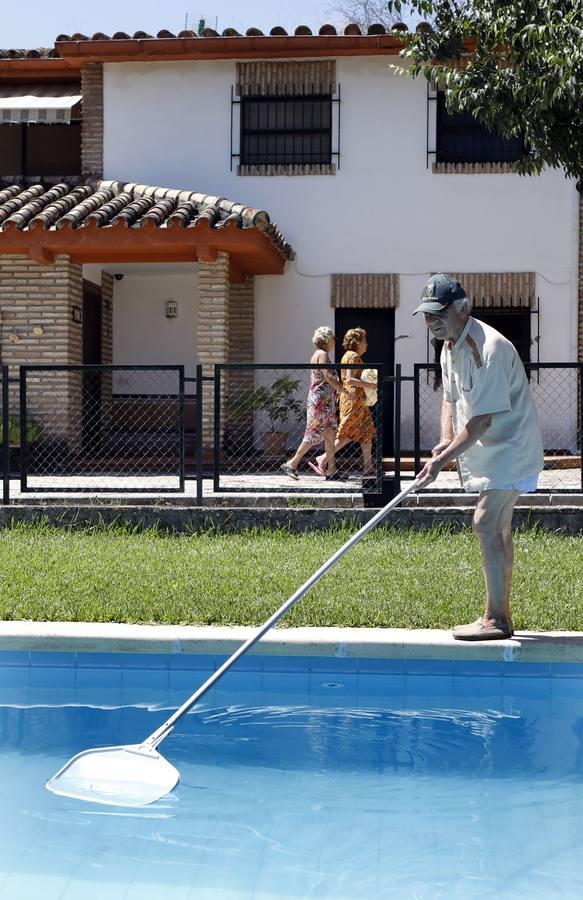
[
  {"x1": 316, "y1": 327, "x2": 376, "y2": 477},
  {"x1": 281, "y1": 327, "x2": 341, "y2": 479}
]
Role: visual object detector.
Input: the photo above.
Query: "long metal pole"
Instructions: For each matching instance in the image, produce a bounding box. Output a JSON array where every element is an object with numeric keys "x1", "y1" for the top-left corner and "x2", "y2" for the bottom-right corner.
[{"x1": 143, "y1": 478, "x2": 419, "y2": 750}]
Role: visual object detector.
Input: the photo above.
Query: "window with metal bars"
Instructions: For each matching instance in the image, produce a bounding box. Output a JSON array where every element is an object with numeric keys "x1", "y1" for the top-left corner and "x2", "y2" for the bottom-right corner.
[
  {"x1": 436, "y1": 93, "x2": 523, "y2": 164},
  {"x1": 240, "y1": 95, "x2": 332, "y2": 167}
]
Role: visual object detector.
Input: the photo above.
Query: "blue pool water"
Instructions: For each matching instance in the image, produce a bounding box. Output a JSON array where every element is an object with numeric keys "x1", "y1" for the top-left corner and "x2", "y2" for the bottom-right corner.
[{"x1": 0, "y1": 651, "x2": 582, "y2": 899}]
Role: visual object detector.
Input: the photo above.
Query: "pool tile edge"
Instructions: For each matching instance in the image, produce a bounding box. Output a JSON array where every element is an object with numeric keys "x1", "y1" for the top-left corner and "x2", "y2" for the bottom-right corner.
[{"x1": 0, "y1": 623, "x2": 582, "y2": 664}]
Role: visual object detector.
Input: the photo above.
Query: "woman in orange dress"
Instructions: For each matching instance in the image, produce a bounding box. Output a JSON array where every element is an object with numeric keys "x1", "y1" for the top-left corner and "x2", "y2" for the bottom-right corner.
[{"x1": 316, "y1": 327, "x2": 376, "y2": 477}]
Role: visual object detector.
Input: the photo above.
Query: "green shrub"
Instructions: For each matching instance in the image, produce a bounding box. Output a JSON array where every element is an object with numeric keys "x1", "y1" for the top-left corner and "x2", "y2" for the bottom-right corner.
[{"x1": 0, "y1": 417, "x2": 42, "y2": 445}]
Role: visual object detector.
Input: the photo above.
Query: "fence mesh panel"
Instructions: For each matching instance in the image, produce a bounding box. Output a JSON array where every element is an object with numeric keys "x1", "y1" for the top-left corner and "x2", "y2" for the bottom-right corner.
[
  {"x1": 414, "y1": 364, "x2": 582, "y2": 492},
  {"x1": 21, "y1": 366, "x2": 184, "y2": 492},
  {"x1": 216, "y1": 364, "x2": 384, "y2": 493}
]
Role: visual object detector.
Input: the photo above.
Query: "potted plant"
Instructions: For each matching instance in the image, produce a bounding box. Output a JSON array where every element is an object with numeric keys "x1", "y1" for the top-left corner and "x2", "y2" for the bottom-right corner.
[
  {"x1": 0, "y1": 417, "x2": 42, "y2": 447},
  {"x1": 227, "y1": 375, "x2": 303, "y2": 456}
]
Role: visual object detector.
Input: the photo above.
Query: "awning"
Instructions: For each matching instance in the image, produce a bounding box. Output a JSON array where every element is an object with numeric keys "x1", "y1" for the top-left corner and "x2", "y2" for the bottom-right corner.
[{"x1": 0, "y1": 85, "x2": 82, "y2": 124}]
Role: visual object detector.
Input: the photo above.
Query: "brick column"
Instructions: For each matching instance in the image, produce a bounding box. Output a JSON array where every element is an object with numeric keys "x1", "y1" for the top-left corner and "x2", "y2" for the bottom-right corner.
[
  {"x1": 101, "y1": 271, "x2": 113, "y2": 364},
  {"x1": 81, "y1": 63, "x2": 104, "y2": 177},
  {"x1": 0, "y1": 253, "x2": 83, "y2": 444},
  {"x1": 228, "y1": 276, "x2": 255, "y2": 364},
  {"x1": 226, "y1": 277, "x2": 255, "y2": 452},
  {"x1": 101, "y1": 271, "x2": 114, "y2": 425},
  {"x1": 197, "y1": 253, "x2": 230, "y2": 448}
]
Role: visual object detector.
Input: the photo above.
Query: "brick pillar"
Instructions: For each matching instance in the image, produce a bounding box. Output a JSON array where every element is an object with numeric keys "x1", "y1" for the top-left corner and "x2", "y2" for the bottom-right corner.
[
  {"x1": 226, "y1": 277, "x2": 255, "y2": 451},
  {"x1": 0, "y1": 253, "x2": 83, "y2": 444},
  {"x1": 197, "y1": 253, "x2": 230, "y2": 448},
  {"x1": 101, "y1": 271, "x2": 114, "y2": 426},
  {"x1": 81, "y1": 63, "x2": 104, "y2": 177},
  {"x1": 228, "y1": 276, "x2": 255, "y2": 364}
]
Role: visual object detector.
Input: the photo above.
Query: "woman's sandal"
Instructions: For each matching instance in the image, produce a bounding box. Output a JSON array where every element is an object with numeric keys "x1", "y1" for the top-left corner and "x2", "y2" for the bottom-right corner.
[
  {"x1": 280, "y1": 463, "x2": 299, "y2": 480},
  {"x1": 308, "y1": 461, "x2": 326, "y2": 477}
]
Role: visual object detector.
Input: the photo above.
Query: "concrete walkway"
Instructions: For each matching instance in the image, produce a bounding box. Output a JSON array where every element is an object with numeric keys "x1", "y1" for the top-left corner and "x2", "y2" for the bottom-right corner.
[{"x1": 4, "y1": 467, "x2": 582, "y2": 507}]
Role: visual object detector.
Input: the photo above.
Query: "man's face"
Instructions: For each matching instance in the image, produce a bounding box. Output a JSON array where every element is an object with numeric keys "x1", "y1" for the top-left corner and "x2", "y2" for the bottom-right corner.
[{"x1": 423, "y1": 305, "x2": 465, "y2": 342}]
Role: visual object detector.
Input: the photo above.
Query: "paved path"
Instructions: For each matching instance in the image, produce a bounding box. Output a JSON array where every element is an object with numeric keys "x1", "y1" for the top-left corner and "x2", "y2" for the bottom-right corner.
[{"x1": 3, "y1": 465, "x2": 581, "y2": 506}]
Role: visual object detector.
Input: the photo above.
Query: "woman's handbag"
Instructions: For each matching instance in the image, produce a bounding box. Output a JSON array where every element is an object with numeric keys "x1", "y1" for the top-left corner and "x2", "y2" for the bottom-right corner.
[{"x1": 361, "y1": 368, "x2": 378, "y2": 406}]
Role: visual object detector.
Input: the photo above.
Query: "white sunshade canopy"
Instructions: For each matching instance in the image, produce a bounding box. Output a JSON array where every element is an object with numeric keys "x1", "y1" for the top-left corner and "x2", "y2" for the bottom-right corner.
[{"x1": 0, "y1": 85, "x2": 82, "y2": 124}]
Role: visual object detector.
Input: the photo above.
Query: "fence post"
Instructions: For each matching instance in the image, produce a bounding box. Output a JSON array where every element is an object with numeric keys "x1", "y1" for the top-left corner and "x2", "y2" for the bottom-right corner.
[
  {"x1": 19, "y1": 367, "x2": 27, "y2": 493},
  {"x1": 394, "y1": 364, "x2": 401, "y2": 493},
  {"x1": 413, "y1": 363, "x2": 421, "y2": 476},
  {"x1": 178, "y1": 366, "x2": 185, "y2": 494},
  {"x1": 375, "y1": 364, "x2": 383, "y2": 488},
  {"x1": 213, "y1": 365, "x2": 221, "y2": 493},
  {"x1": 196, "y1": 364, "x2": 203, "y2": 505},
  {"x1": 580, "y1": 364, "x2": 583, "y2": 493},
  {"x1": 2, "y1": 366, "x2": 9, "y2": 504}
]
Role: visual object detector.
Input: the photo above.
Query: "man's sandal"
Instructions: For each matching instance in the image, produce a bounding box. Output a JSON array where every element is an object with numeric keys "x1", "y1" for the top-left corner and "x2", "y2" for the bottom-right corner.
[{"x1": 453, "y1": 617, "x2": 514, "y2": 641}]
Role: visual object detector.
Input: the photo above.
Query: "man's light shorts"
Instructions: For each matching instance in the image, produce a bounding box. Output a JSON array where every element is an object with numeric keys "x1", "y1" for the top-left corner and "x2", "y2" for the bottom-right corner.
[{"x1": 497, "y1": 474, "x2": 539, "y2": 493}]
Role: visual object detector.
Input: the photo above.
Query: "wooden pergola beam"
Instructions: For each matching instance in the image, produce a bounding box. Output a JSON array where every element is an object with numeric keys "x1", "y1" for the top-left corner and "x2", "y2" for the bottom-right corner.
[{"x1": 0, "y1": 219, "x2": 286, "y2": 278}]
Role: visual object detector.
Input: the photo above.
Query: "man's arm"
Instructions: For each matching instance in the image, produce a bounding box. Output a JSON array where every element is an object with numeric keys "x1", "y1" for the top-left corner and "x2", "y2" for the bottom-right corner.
[
  {"x1": 431, "y1": 398, "x2": 454, "y2": 457},
  {"x1": 418, "y1": 412, "x2": 492, "y2": 486}
]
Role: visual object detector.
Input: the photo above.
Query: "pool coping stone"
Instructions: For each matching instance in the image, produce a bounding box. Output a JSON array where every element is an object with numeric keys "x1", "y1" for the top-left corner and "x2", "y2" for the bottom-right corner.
[{"x1": 0, "y1": 622, "x2": 582, "y2": 664}]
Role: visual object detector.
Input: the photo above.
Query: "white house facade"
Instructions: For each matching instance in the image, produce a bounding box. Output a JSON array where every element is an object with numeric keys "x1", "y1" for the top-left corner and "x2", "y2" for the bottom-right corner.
[{"x1": 0, "y1": 24, "x2": 580, "y2": 454}]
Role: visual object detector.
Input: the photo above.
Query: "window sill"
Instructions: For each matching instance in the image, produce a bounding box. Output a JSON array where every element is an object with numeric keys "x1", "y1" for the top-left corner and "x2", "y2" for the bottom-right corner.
[
  {"x1": 432, "y1": 162, "x2": 520, "y2": 174},
  {"x1": 237, "y1": 163, "x2": 336, "y2": 177}
]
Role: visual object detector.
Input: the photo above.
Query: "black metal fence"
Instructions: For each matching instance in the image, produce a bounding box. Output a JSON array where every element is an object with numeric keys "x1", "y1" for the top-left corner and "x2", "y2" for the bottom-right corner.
[
  {"x1": 214, "y1": 364, "x2": 385, "y2": 494},
  {"x1": 3, "y1": 365, "x2": 189, "y2": 495},
  {"x1": 414, "y1": 363, "x2": 583, "y2": 493},
  {"x1": 1, "y1": 361, "x2": 581, "y2": 503}
]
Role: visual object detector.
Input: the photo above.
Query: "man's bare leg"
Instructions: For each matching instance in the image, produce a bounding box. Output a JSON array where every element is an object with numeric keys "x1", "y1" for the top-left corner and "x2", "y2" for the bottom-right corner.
[{"x1": 472, "y1": 488, "x2": 521, "y2": 628}]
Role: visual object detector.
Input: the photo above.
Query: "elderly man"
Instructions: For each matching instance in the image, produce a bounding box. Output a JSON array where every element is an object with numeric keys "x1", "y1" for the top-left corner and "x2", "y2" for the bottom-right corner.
[{"x1": 415, "y1": 274, "x2": 543, "y2": 640}]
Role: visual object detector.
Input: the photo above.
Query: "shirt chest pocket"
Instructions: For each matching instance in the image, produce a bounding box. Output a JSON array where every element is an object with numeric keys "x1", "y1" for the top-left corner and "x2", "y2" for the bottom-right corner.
[{"x1": 453, "y1": 366, "x2": 473, "y2": 400}]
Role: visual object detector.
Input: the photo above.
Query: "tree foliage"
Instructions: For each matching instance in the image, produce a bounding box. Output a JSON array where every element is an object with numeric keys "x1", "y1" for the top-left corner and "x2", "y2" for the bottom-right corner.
[{"x1": 388, "y1": 0, "x2": 583, "y2": 186}]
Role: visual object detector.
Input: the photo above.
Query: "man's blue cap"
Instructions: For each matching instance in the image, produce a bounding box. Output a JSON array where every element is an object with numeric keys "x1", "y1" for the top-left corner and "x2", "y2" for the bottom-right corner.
[{"x1": 413, "y1": 273, "x2": 466, "y2": 315}]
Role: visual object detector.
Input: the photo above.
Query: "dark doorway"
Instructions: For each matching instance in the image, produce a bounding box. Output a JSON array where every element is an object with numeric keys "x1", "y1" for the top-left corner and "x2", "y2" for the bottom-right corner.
[
  {"x1": 334, "y1": 308, "x2": 395, "y2": 454},
  {"x1": 82, "y1": 280, "x2": 102, "y2": 449}
]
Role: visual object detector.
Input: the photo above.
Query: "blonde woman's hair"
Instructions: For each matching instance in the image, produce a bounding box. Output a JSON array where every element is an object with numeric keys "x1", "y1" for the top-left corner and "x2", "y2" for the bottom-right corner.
[
  {"x1": 312, "y1": 326, "x2": 335, "y2": 350},
  {"x1": 343, "y1": 327, "x2": 366, "y2": 351}
]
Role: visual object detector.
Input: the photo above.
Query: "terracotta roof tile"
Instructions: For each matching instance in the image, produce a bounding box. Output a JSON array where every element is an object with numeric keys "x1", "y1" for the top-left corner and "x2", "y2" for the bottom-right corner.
[
  {"x1": 0, "y1": 179, "x2": 293, "y2": 259},
  {"x1": 0, "y1": 47, "x2": 59, "y2": 59},
  {"x1": 53, "y1": 22, "x2": 420, "y2": 43},
  {"x1": 2, "y1": 23, "x2": 437, "y2": 61}
]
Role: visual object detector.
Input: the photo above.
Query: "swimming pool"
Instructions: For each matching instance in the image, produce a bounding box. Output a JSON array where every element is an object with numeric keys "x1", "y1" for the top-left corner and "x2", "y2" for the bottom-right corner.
[{"x1": 0, "y1": 649, "x2": 582, "y2": 899}]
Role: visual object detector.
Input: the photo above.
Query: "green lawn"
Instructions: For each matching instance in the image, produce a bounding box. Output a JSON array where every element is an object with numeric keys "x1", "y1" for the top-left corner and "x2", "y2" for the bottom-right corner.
[{"x1": 0, "y1": 522, "x2": 581, "y2": 631}]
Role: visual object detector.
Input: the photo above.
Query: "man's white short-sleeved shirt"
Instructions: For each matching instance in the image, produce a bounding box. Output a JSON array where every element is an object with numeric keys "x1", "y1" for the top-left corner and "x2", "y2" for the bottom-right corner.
[{"x1": 441, "y1": 317, "x2": 543, "y2": 493}]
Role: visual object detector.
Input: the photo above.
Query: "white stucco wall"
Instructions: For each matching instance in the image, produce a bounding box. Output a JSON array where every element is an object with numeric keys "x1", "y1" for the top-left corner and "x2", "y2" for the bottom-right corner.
[
  {"x1": 111, "y1": 267, "x2": 198, "y2": 392},
  {"x1": 103, "y1": 55, "x2": 578, "y2": 377},
  {"x1": 102, "y1": 55, "x2": 579, "y2": 457}
]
